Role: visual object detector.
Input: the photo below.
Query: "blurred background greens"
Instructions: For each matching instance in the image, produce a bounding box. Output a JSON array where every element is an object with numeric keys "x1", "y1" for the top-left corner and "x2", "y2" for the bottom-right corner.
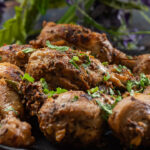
[{"x1": 0, "y1": 0, "x2": 150, "y2": 52}]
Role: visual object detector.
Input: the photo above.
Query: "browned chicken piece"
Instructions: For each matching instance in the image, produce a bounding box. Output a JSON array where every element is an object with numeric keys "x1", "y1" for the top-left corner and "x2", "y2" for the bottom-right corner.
[
  {"x1": 26, "y1": 48, "x2": 133, "y2": 90},
  {"x1": 133, "y1": 54, "x2": 150, "y2": 74},
  {"x1": 30, "y1": 22, "x2": 136, "y2": 69},
  {"x1": 38, "y1": 91, "x2": 114, "y2": 146},
  {"x1": 0, "y1": 62, "x2": 24, "y2": 81},
  {"x1": 0, "y1": 79, "x2": 34, "y2": 147},
  {"x1": 0, "y1": 44, "x2": 34, "y2": 70},
  {"x1": 20, "y1": 81, "x2": 47, "y2": 116},
  {"x1": 108, "y1": 94, "x2": 150, "y2": 147}
]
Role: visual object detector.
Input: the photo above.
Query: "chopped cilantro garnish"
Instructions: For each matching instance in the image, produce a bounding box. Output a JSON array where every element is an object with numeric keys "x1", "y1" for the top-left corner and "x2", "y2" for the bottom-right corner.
[
  {"x1": 109, "y1": 88, "x2": 115, "y2": 95},
  {"x1": 96, "y1": 100, "x2": 112, "y2": 119},
  {"x1": 46, "y1": 41, "x2": 69, "y2": 52},
  {"x1": 20, "y1": 73, "x2": 34, "y2": 83},
  {"x1": 82, "y1": 55, "x2": 91, "y2": 68},
  {"x1": 87, "y1": 87, "x2": 101, "y2": 98},
  {"x1": 112, "y1": 95, "x2": 122, "y2": 108},
  {"x1": 88, "y1": 86, "x2": 99, "y2": 94},
  {"x1": 0, "y1": 56, "x2": 2, "y2": 61},
  {"x1": 126, "y1": 80, "x2": 134, "y2": 92},
  {"x1": 22, "y1": 48, "x2": 35, "y2": 53},
  {"x1": 103, "y1": 73, "x2": 110, "y2": 81},
  {"x1": 69, "y1": 56, "x2": 80, "y2": 69},
  {"x1": 127, "y1": 55, "x2": 133, "y2": 59},
  {"x1": 48, "y1": 88, "x2": 68, "y2": 98},
  {"x1": 102, "y1": 61, "x2": 108, "y2": 66},
  {"x1": 4, "y1": 106, "x2": 18, "y2": 115},
  {"x1": 40, "y1": 78, "x2": 48, "y2": 90},
  {"x1": 71, "y1": 96, "x2": 79, "y2": 102},
  {"x1": 114, "y1": 65, "x2": 127, "y2": 73}
]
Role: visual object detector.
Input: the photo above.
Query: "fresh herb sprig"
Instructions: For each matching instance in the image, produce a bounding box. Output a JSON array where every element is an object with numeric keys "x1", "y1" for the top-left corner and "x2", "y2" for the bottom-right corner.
[
  {"x1": 69, "y1": 56, "x2": 80, "y2": 69},
  {"x1": 20, "y1": 73, "x2": 34, "y2": 83},
  {"x1": 46, "y1": 41, "x2": 69, "y2": 52},
  {"x1": 40, "y1": 78, "x2": 68, "y2": 97}
]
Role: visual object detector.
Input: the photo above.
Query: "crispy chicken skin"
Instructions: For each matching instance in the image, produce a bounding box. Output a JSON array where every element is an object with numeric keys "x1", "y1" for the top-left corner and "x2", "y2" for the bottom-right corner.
[
  {"x1": 0, "y1": 44, "x2": 33, "y2": 70},
  {"x1": 0, "y1": 62, "x2": 24, "y2": 81},
  {"x1": 108, "y1": 94, "x2": 150, "y2": 147},
  {"x1": 26, "y1": 48, "x2": 132, "y2": 90},
  {"x1": 0, "y1": 64, "x2": 34, "y2": 147},
  {"x1": 0, "y1": 79, "x2": 34, "y2": 147},
  {"x1": 30, "y1": 22, "x2": 135, "y2": 69},
  {"x1": 38, "y1": 91, "x2": 104, "y2": 146},
  {"x1": 133, "y1": 54, "x2": 150, "y2": 74}
]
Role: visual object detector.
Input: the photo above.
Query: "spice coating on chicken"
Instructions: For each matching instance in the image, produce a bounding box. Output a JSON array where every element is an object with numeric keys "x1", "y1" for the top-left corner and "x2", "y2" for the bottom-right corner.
[
  {"x1": 133, "y1": 54, "x2": 150, "y2": 74},
  {"x1": 38, "y1": 91, "x2": 103, "y2": 146},
  {"x1": 26, "y1": 48, "x2": 131, "y2": 90},
  {"x1": 108, "y1": 94, "x2": 150, "y2": 147},
  {"x1": 0, "y1": 63, "x2": 24, "y2": 81},
  {"x1": 30, "y1": 22, "x2": 135, "y2": 68},
  {"x1": 0, "y1": 79, "x2": 35, "y2": 147},
  {"x1": 0, "y1": 44, "x2": 33, "y2": 70}
]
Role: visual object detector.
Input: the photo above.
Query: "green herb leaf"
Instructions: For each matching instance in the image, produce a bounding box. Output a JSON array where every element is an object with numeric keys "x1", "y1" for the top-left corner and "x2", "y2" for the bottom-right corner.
[
  {"x1": 96, "y1": 100, "x2": 112, "y2": 119},
  {"x1": 109, "y1": 88, "x2": 115, "y2": 95},
  {"x1": 103, "y1": 73, "x2": 110, "y2": 81},
  {"x1": 82, "y1": 55, "x2": 91, "y2": 68},
  {"x1": 71, "y1": 96, "x2": 79, "y2": 102},
  {"x1": 88, "y1": 86, "x2": 99, "y2": 94},
  {"x1": 20, "y1": 73, "x2": 34, "y2": 83},
  {"x1": 46, "y1": 41, "x2": 69, "y2": 52},
  {"x1": 40, "y1": 78, "x2": 49, "y2": 90},
  {"x1": 22, "y1": 48, "x2": 35, "y2": 53},
  {"x1": 4, "y1": 106, "x2": 18, "y2": 115},
  {"x1": 69, "y1": 56, "x2": 80, "y2": 69},
  {"x1": 102, "y1": 61, "x2": 108, "y2": 66},
  {"x1": 0, "y1": 56, "x2": 2, "y2": 61}
]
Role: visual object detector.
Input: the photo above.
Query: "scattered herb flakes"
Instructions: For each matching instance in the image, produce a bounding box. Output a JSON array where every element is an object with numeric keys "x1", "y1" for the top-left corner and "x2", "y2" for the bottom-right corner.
[
  {"x1": 40, "y1": 78, "x2": 48, "y2": 90},
  {"x1": 96, "y1": 100, "x2": 112, "y2": 119},
  {"x1": 103, "y1": 73, "x2": 110, "y2": 81},
  {"x1": 46, "y1": 41, "x2": 69, "y2": 52},
  {"x1": 71, "y1": 96, "x2": 79, "y2": 102},
  {"x1": 109, "y1": 88, "x2": 115, "y2": 95},
  {"x1": 82, "y1": 55, "x2": 91, "y2": 68},
  {"x1": 56, "y1": 87, "x2": 68, "y2": 94},
  {"x1": 20, "y1": 73, "x2": 34, "y2": 83},
  {"x1": 114, "y1": 65, "x2": 127, "y2": 73},
  {"x1": 126, "y1": 80, "x2": 134, "y2": 92},
  {"x1": 0, "y1": 56, "x2": 2, "y2": 61},
  {"x1": 127, "y1": 55, "x2": 133, "y2": 59},
  {"x1": 22, "y1": 48, "x2": 35, "y2": 53},
  {"x1": 112, "y1": 95, "x2": 122, "y2": 108},
  {"x1": 48, "y1": 88, "x2": 68, "y2": 98},
  {"x1": 88, "y1": 86, "x2": 99, "y2": 94},
  {"x1": 102, "y1": 61, "x2": 108, "y2": 66},
  {"x1": 69, "y1": 56, "x2": 80, "y2": 69},
  {"x1": 4, "y1": 106, "x2": 18, "y2": 115},
  {"x1": 87, "y1": 87, "x2": 101, "y2": 98}
]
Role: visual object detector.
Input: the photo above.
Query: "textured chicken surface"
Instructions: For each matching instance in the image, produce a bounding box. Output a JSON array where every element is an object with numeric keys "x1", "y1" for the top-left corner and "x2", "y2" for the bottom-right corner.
[
  {"x1": 38, "y1": 91, "x2": 105, "y2": 146},
  {"x1": 0, "y1": 62, "x2": 24, "y2": 81},
  {"x1": 108, "y1": 94, "x2": 150, "y2": 147},
  {"x1": 0, "y1": 44, "x2": 33, "y2": 70},
  {"x1": 26, "y1": 48, "x2": 132, "y2": 90},
  {"x1": 30, "y1": 22, "x2": 136, "y2": 69},
  {"x1": 0, "y1": 79, "x2": 34, "y2": 147},
  {"x1": 133, "y1": 54, "x2": 150, "y2": 74},
  {"x1": 0, "y1": 64, "x2": 34, "y2": 147}
]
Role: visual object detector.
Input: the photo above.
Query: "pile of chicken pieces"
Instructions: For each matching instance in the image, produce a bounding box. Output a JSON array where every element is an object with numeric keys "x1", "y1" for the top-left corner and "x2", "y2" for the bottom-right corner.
[{"x1": 0, "y1": 22, "x2": 150, "y2": 148}]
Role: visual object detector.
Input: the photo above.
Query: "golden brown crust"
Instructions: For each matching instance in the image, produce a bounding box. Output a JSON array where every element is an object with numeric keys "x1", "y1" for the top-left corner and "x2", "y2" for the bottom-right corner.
[
  {"x1": 38, "y1": 91, "x2": 103, "y2": 146},
  {"x1": 30, "y1": 22, "x2": 136, "y2": 69},
  {"x1": 0, "y1": 44, "x2": 33, "y2": 70},
  {"x1": 109, "y1": 94, "x2": 150, "y2": 147}
]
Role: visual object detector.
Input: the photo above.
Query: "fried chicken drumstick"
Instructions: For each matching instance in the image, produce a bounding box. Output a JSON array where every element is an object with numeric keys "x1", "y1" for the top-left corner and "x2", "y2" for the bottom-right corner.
[{"x1": 0, "y1": 63, "x2": 34, "y2": 147}]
